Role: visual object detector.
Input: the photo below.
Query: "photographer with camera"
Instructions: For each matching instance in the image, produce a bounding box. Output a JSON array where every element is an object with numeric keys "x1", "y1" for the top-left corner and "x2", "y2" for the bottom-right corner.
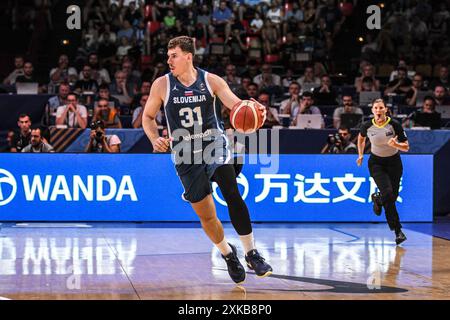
[
  {"x1": 85, "y1": 120, "x2": 121, "y2": 153},
  {"x1": 322, "y1": 126, "x2": 357, "y2": 154}
]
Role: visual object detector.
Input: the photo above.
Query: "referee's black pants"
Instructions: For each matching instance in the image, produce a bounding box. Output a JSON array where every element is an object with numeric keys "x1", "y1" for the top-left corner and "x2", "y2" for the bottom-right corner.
[{"x1": 368, "y1": 153, "x2": 403, "y2": 231}]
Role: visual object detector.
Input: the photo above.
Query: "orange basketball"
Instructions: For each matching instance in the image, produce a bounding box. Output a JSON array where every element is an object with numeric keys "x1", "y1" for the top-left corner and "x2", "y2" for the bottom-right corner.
[{"x1": 230, "y1": 100, "x2": 265, "y2": 134}]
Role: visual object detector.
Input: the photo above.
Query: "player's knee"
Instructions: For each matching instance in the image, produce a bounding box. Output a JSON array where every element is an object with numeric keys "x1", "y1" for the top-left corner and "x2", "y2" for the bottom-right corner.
[{"x1": 198, "y1": 213, "x2": 217, "y2": 225}]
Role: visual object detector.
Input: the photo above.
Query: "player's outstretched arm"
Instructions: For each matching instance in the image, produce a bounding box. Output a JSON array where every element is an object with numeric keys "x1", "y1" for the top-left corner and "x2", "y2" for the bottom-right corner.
[
  {"x1": 207, "y1": 73, "x2": 266, "y2": 119},
  {"x1": 143, "y1": 76, "x2": 170, "y2": 152},
  {"x1": 207, "y1": 73, "x2": 241, "y2": 110}
]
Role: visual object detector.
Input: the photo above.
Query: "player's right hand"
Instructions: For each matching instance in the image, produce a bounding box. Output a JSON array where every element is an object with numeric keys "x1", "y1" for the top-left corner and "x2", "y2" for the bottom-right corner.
[
  {"x1": 356, "y1": 156, "x2": 363, "y2": 167},
  {"x1": 152, "y1": 137, "x2": 171, "y2": 153}
]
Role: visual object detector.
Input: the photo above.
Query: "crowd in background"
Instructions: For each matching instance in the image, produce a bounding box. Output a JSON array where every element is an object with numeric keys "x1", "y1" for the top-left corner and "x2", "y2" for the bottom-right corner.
[{"x1": 1, "y1": 0, "x2": 450, "y2": 153}]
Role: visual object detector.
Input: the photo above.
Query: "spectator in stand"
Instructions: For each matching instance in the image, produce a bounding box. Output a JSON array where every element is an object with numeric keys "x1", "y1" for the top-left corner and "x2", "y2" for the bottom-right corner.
[
  {"x1": 109, "y1": 70, "x2": 135, "y2": 106},
  {"x1": 280, "y1": 81, "x2": 301, "y2": 118},
  {"x1": 43, "y1": 82, "x2": 70, "y2": 126},
  {"x1": 258, "y1": 92, "x2": 280, "y2": 128},
  {"x1": 250, "y1": 12, "x2": 264, "y2": 34},
  {"x1": 266, "y1": 1, "x2": 283, "y2": 30},
  {"x1": 149, "y1": 62, "x2": 167, "y2": 83},
  {"x1": 261, "y1": 19, "x2": 279, "y2": 55},
  {"x1": 116, "y1": 36, "x2": 132, "y2": 60},
  {"x1": 246, "y1": 82, "x2": 259, "y2": 100},
  {"x1": 333, "y1": 95, "x2": 363, "y2": 129},
  {"x1": 15, "y1": 61, "x2": 46, "y2": 93},
  {"x1": 282, "y1": 69, "x2": 297, "y2": 89},
  {"x1": 360, "y1": 76, "x2": 378, "y2": 92},
  {"x1": 132, "y1": 94, "x2": 164, "y2": 129},
  {"x1": 279, "y1": 32, "x2": 301, "y2": 66},
  {"x1": 283, "y1": 1, "x2": 304, "y2": 35},
  {"x1": 163, "y1": 9, "x2": 178, "y2": 31},
  {"x1": 49, "y1": 54, "x2": 78, "y2": 87},
  {"x1": 10, "y1": 114, "x2": 32, "y2": 153},
  {"x1": 211, "y1": 1, "x2": 232, "y2": 43},
  {"x1": 253, "y1": 64, "x2": 281, "y2": 88},
  {"x1": 355, "y1": 63, "x2": 380, "y2": 93},
  {"x1": 131, "y1": 81, "x2": 152, "y2": 110},
  {"x1": 222, "y1": 63, "x2": 241, "y2": 90},
  {"x1": 197, "y1": 4, "x2": 211, "y2": 38},
  {"x1": 406, "y1": 73, "x2": 427, "y2": 106},
  {"x1": 95, "y1": 84, "x2": 121, "y2": 112},
  {"x1": 117, "y1": 19, "x2": 135, "y2": 42},
  {"x1": 121, "y1": 60, "x2": 141, "y2": 90},
  {"x1": 297, "y1": 66, "x2": 321, "y2": 88},
  {"x1": 5, "y1": 130, "x2": 15, "y2": 152},
  {"x1": 430, "y1": 65, "x2": 450, "y2": 91},
  {"x1": 293, "y1": 92, "x2": 324, "y2": 127},
  {"x1": 433, "y1": 85, "x2": 450, "y2": 106},
  {"x1": 124, "y1": 1, "x2": 143, "y2": 26},
  {"x1": 384, "y1": 67, "x2": 413, "y2": 96},
  {"x1": 313, "y1": 75, "x2": 338, "y2": 105},
  {"x1": 318, "y1": 0, "x2": 342, "y2": 32},
  {"x1": 55, "y1": 93, "x2": 88, "y2": 129},
  {"x1": 74, "y1": 64, "x2": 99, "y2": 94},
  {"x1": 15, "y1": 61, "x2": 37, "y2": 84},
  {"x1": 403, "y1": 96, "x2": 441, "y2": 129},
  {"x1": 179, "y1": 8, "x2": 197, "y2": 37},
  {"x1": 389, "y1": 59, "x2": 415, "y2": 81},
  {"x1": 98, "y1": 24, "x2": 117, "y2": 63},
  {"x1": 227, "y1": 28, "x2": 248, "y2": 61},
  {"x1": 3, "y1": 55, "x2": 24, "y2": 85},
  {"x1": 21, "y1": 128, "x2": 55, "y2": 153},
  {"x1": 92, "y1": 98, "x2": 122, "y2": 129},
  {"x1": 79, "y1": 53, "x2": 111, "y2": 85}
]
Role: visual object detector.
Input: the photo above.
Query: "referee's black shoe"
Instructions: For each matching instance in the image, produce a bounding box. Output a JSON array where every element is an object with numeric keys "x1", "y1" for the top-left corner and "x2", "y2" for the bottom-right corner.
[
  {"x1": 395, "y1": 230, "x2": 407, "y2": 245},
  {"x1": 245, "y1": 249, "x2": 273, "y2": 278},
  {"x1": 371, "y1": 192, "x2": 383, "y2": 216},
  {"x1": 222, "y1": 243, "x2": 246, "y2": 284}
]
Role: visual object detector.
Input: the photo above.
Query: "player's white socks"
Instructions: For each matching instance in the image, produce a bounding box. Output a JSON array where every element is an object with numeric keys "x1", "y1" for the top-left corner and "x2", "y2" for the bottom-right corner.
[
  {"x1": 216, "y1": 237, "x2": 233, "y2": 256},
  {"x1": 239, "y1": 232, "x2": 256, "y2": 255}
]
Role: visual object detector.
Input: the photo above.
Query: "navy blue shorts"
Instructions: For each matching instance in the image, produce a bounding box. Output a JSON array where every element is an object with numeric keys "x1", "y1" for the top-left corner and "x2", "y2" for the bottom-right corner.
[{"x1": 176, "y1": 158, "x2": 243, "y2": 203}]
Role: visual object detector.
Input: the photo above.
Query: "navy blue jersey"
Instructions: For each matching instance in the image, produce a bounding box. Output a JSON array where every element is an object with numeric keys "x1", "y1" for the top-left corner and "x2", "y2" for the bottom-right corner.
[{"x1": 163, "y1": 68, "x2": 230, "y2": 170}]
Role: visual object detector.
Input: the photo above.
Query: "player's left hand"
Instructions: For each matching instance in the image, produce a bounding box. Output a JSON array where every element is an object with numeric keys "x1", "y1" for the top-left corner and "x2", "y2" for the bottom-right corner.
[
  {"x1": 250, "y1": 98, "x2": 267, "y2": 124},
  {"x1": 388, "y1": 136, "x2": 398, "y2": 148}
]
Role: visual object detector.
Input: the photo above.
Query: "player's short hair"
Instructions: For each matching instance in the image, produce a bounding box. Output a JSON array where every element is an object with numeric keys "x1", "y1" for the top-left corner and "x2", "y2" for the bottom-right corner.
[{"x1": 167, "y1": 36, "x2": 196, "y2": 56}]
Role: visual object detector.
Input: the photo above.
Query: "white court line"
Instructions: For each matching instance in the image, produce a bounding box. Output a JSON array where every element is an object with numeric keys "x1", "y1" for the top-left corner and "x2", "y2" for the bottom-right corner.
[{"x1": 13, "y1": 223, "x2": 92, "y2": 228}]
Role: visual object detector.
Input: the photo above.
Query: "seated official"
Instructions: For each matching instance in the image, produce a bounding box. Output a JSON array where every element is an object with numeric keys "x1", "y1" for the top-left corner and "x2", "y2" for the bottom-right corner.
[{"x1": 21, "y1": 128, "x2": 55, "y2": 153}]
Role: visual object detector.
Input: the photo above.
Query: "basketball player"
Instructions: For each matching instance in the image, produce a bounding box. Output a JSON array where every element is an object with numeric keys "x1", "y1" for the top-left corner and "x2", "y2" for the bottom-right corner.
[
  {"x1": 357, "y1": 98, "x2": 409, "y2": 245},
  {"x1": 142, "y1": 36, "x2": 272, "y2": 284}
]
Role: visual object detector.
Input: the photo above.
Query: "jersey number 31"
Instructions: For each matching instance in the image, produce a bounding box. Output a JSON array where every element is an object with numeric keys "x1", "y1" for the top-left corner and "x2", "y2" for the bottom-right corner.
[{"x1": 179, "y1": 107, "x2": 203, "y2": 127}]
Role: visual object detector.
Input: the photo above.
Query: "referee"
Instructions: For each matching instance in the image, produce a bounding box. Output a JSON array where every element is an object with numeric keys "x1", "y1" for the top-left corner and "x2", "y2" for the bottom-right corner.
[{"x1": 356, "y1": 99, "x2": 410, "y2": 245}]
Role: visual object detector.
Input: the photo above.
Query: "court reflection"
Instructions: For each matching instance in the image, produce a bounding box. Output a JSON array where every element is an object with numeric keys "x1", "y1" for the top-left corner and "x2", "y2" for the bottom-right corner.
[{"x1": 0, "y1": 236, "x2": 137, "y2": 276}]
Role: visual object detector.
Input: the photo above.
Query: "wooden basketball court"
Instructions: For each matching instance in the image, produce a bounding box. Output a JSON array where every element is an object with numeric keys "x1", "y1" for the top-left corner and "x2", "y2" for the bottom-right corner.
[{"x1": 0, "y1": 222, "x2": 449, "y2": 300}]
